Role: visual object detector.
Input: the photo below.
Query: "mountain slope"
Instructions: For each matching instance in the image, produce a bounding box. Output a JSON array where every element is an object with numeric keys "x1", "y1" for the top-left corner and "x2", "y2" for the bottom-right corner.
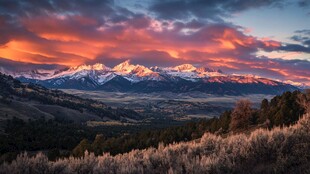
[
  {"x1": 0, "y1": 73, "x2": 141, "y2": 125},
  {"x1": 0, "y1": 61, "x2": 298, "y2": 95}
]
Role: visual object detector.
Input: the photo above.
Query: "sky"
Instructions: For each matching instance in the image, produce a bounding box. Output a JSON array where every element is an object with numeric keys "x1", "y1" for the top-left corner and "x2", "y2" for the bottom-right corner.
[{"x1": 0, "y1": 0, "x2": 310, "y2": 85}]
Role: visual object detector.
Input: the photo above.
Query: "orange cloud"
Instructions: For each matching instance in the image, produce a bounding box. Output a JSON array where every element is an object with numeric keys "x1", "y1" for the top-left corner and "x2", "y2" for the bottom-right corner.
[
  {"x1": 1, "y1": 14, "x2": 282, "y2": 68},
  {"x1": 1, "y1": 13, "x2": 310, "y2": 85}
]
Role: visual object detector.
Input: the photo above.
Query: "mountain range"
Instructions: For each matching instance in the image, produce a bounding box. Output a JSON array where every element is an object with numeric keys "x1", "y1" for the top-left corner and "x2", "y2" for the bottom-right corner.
[{"x1": 0, "y1": 60, "x2": 298, "y2": 95}]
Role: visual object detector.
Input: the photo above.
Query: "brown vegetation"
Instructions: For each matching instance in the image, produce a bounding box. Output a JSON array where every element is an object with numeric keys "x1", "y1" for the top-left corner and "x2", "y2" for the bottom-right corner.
[
  {"x1": 229, "y1": 99, "x2": 252, "y2": 131},
  {"x1": 1, "y1": 100, "x2": 309, "y2": 173}
]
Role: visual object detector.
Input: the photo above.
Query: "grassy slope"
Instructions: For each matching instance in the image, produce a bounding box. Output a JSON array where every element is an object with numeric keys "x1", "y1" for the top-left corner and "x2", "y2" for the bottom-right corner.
[{"x1": 0, "y1": 73, "x2": 141, "y2": 127}]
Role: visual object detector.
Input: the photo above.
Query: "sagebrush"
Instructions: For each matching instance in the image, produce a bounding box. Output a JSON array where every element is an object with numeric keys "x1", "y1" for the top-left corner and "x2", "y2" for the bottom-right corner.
[{"x1": 1, "y1": 110, "x2": 310, "y2": 174}]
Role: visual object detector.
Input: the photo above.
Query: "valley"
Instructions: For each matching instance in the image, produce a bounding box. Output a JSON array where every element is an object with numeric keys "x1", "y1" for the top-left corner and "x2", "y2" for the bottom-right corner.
[
  {"x1": 0, "y1": 72, "x2": 308, "y2": 173},
  {"x1": 62, "y1": 89, "x2": 275, "y2": 120}
]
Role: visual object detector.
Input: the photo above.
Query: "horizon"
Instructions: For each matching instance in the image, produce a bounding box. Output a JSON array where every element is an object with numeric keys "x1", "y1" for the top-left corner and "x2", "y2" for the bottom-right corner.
[
  {"x1": 1, "y1": 58, "x2": 306, "y2": 87},
  {"x1": 0, "y1": 0, "x2": 310, "y2": 85}
]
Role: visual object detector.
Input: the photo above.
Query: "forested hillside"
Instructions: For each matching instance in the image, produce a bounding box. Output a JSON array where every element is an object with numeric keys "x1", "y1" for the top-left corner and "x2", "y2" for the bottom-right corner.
[
  {"x1": 70, "y1": 90, "x2": 307, "y2": 156},
  {"x1": 1, "y1": 93, "x2": 309, "y2": 174}
]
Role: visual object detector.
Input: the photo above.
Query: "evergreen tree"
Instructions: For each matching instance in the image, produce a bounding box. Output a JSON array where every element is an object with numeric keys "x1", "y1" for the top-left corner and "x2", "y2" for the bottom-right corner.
[{"x1": 258, "y1": 98, "x2": 269, "y2": 124}]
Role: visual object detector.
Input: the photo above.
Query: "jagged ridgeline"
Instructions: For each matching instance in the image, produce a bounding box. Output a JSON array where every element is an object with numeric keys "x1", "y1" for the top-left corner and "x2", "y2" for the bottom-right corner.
[
  {"x1": 2, "y1": 61, "x2": 298, "y2": 95},
  {"x1": 0, "y1": 72, "x2": 141, "y2": 122}
]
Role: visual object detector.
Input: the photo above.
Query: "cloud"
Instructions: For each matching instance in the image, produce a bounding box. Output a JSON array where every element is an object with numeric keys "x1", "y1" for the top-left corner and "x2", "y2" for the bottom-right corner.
[
  {"x1": 0, "y1": 0, "x2": 115, "y2": 20},
  {"x1": 281, "y1": 29, "x2": 310, "y2": 53},
  {"x1": 295, "y1": 29, "x2": 310, "y2": 35},
  {"x1": 91, "y1": 50, "x2": 186, "y2": 67},
  {"x1": 0, "y1": 0, "x2": 310, "y2": 85},
  {"x1": 149, "y1": 0, "x2": 284, "y2": 21},
  {"x1": 280, "y1": 44, "x2": 310, "y2": 53},
  {"x1": 298, "y1": 0, "x2": 310, "y2": 7},
  {"x1": 0, "y1": 57, "x2": 66, "y2": 71}
]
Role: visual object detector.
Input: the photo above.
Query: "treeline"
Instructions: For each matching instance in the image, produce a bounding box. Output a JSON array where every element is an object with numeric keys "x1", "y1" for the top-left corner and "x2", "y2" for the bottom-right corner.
[
  {"x1": 2, "y1": 106, "x2": 310, "y2": 173},
  {"x1": 210, "y1": 90, "x2": 305, "y2": 133},
  {"x1": 72, "y1": 90, "x2": 308, "y2": 157},
  {"x1": 72, "y1": 120, "x2": 213, "y2": 156},
  {"x1": 0, "y1": 117, "x2": 189, "y2": 163},
  {"x1": 0, "y1": 73, "x2": 140, "y2": 120},
  {"x1": 0, "y1": 118, "x2": 98, "y2": 163}
]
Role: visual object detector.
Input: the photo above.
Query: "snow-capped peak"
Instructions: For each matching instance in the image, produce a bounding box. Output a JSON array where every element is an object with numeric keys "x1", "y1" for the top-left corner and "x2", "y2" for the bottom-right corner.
[
  {"x1": 71, "y1": 63, "x2": 109, "y2": 71},
  {"x1": 173, "y1": 64, "x2": 197, "y2": 72},
  {"x1": 0, "y1": 60, "x2": 299, "y2": 89},
  {"x1": 112, "y1": 60, "x2": 136, "y2": 74},
  {"x1": 196, "y1": 67, "x2": 222, "y2": 73},
  {"x1": 112, "y1": 60, "x2": 155, "y2": 76},
  {"x1": 131, "y1": 65, "x2": 153, "y2": 76}
]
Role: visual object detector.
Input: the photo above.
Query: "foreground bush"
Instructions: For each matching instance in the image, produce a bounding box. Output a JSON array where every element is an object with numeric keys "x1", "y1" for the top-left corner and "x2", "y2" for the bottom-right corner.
[{"x1": 1, "y1": 111, "x2": 310, "y2": 174}]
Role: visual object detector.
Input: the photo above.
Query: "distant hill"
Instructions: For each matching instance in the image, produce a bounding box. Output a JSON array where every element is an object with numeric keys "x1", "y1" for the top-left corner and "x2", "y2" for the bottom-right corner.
[{"x1": 0, "y1": 73, "x2": 141, "y2": 126}]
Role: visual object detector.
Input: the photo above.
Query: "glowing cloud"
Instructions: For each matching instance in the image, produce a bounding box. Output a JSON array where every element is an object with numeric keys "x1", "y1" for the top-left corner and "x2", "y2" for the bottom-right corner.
[{"x1": 0, "y1": 0, "x2": 309, "y2": 85}]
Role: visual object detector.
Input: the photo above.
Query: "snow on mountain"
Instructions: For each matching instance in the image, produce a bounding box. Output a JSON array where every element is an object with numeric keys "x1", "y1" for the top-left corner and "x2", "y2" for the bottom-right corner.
[
  {"x1": 160, "y1": 64, "x2": 198, "y2": 81},
  {"x1": 282, "y1": 80, "x2": 309, "y2": 89},
  {"x1": 96, "y1": 72, "x2": 117, "y2": 84},
  {"x1": 50, "y1": 63, "x2": 110, "y2": 78},
  {"x1": 51, "y1": 63, "x2": 114, "y2": 85},
  {"x1": 112, "y1": 60, "x2": 162, "y2": 82},
  {"x1": 203, "y1": 75, "x2": 279, "y2": 86},
  {"x1": 0, "y1": 60, "x2": 300, "y2": 89},
  {"x1": 69, "y1": 63, "x2": 109, "y2": 72},
  {"x1": 172, "y1": 64, "x2": 197, "y2": 72},
  {"x1": 155, "y1": 64, "x2": 227, "y2": 81},
  {"x1": 112, "y1": 60, "x2": 136, "y2": 75},
  {"x1": 0, "y1": 60, "x2": 227, "y2": 82},
  {"x1": 131, "y1": 65, "x2": 154, "y2": 76},
  {"x1": 2, "y1": 69, "x2": 61, "y2": 80}
]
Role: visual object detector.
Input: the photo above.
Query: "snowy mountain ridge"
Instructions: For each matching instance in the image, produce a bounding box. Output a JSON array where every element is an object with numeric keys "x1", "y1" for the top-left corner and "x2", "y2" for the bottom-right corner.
[
  {"x1": 3, "y1": 60, "x2": 229, "y2": 83},
  {"x1": 0, "y1": 60, "x2": 300, "y2": 94}
]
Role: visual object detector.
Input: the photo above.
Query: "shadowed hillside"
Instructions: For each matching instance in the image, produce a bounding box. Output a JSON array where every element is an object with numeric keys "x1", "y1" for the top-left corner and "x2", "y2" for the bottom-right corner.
[{"x1": 0, "y1": 72, "x2": 141, "y2": 125}]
